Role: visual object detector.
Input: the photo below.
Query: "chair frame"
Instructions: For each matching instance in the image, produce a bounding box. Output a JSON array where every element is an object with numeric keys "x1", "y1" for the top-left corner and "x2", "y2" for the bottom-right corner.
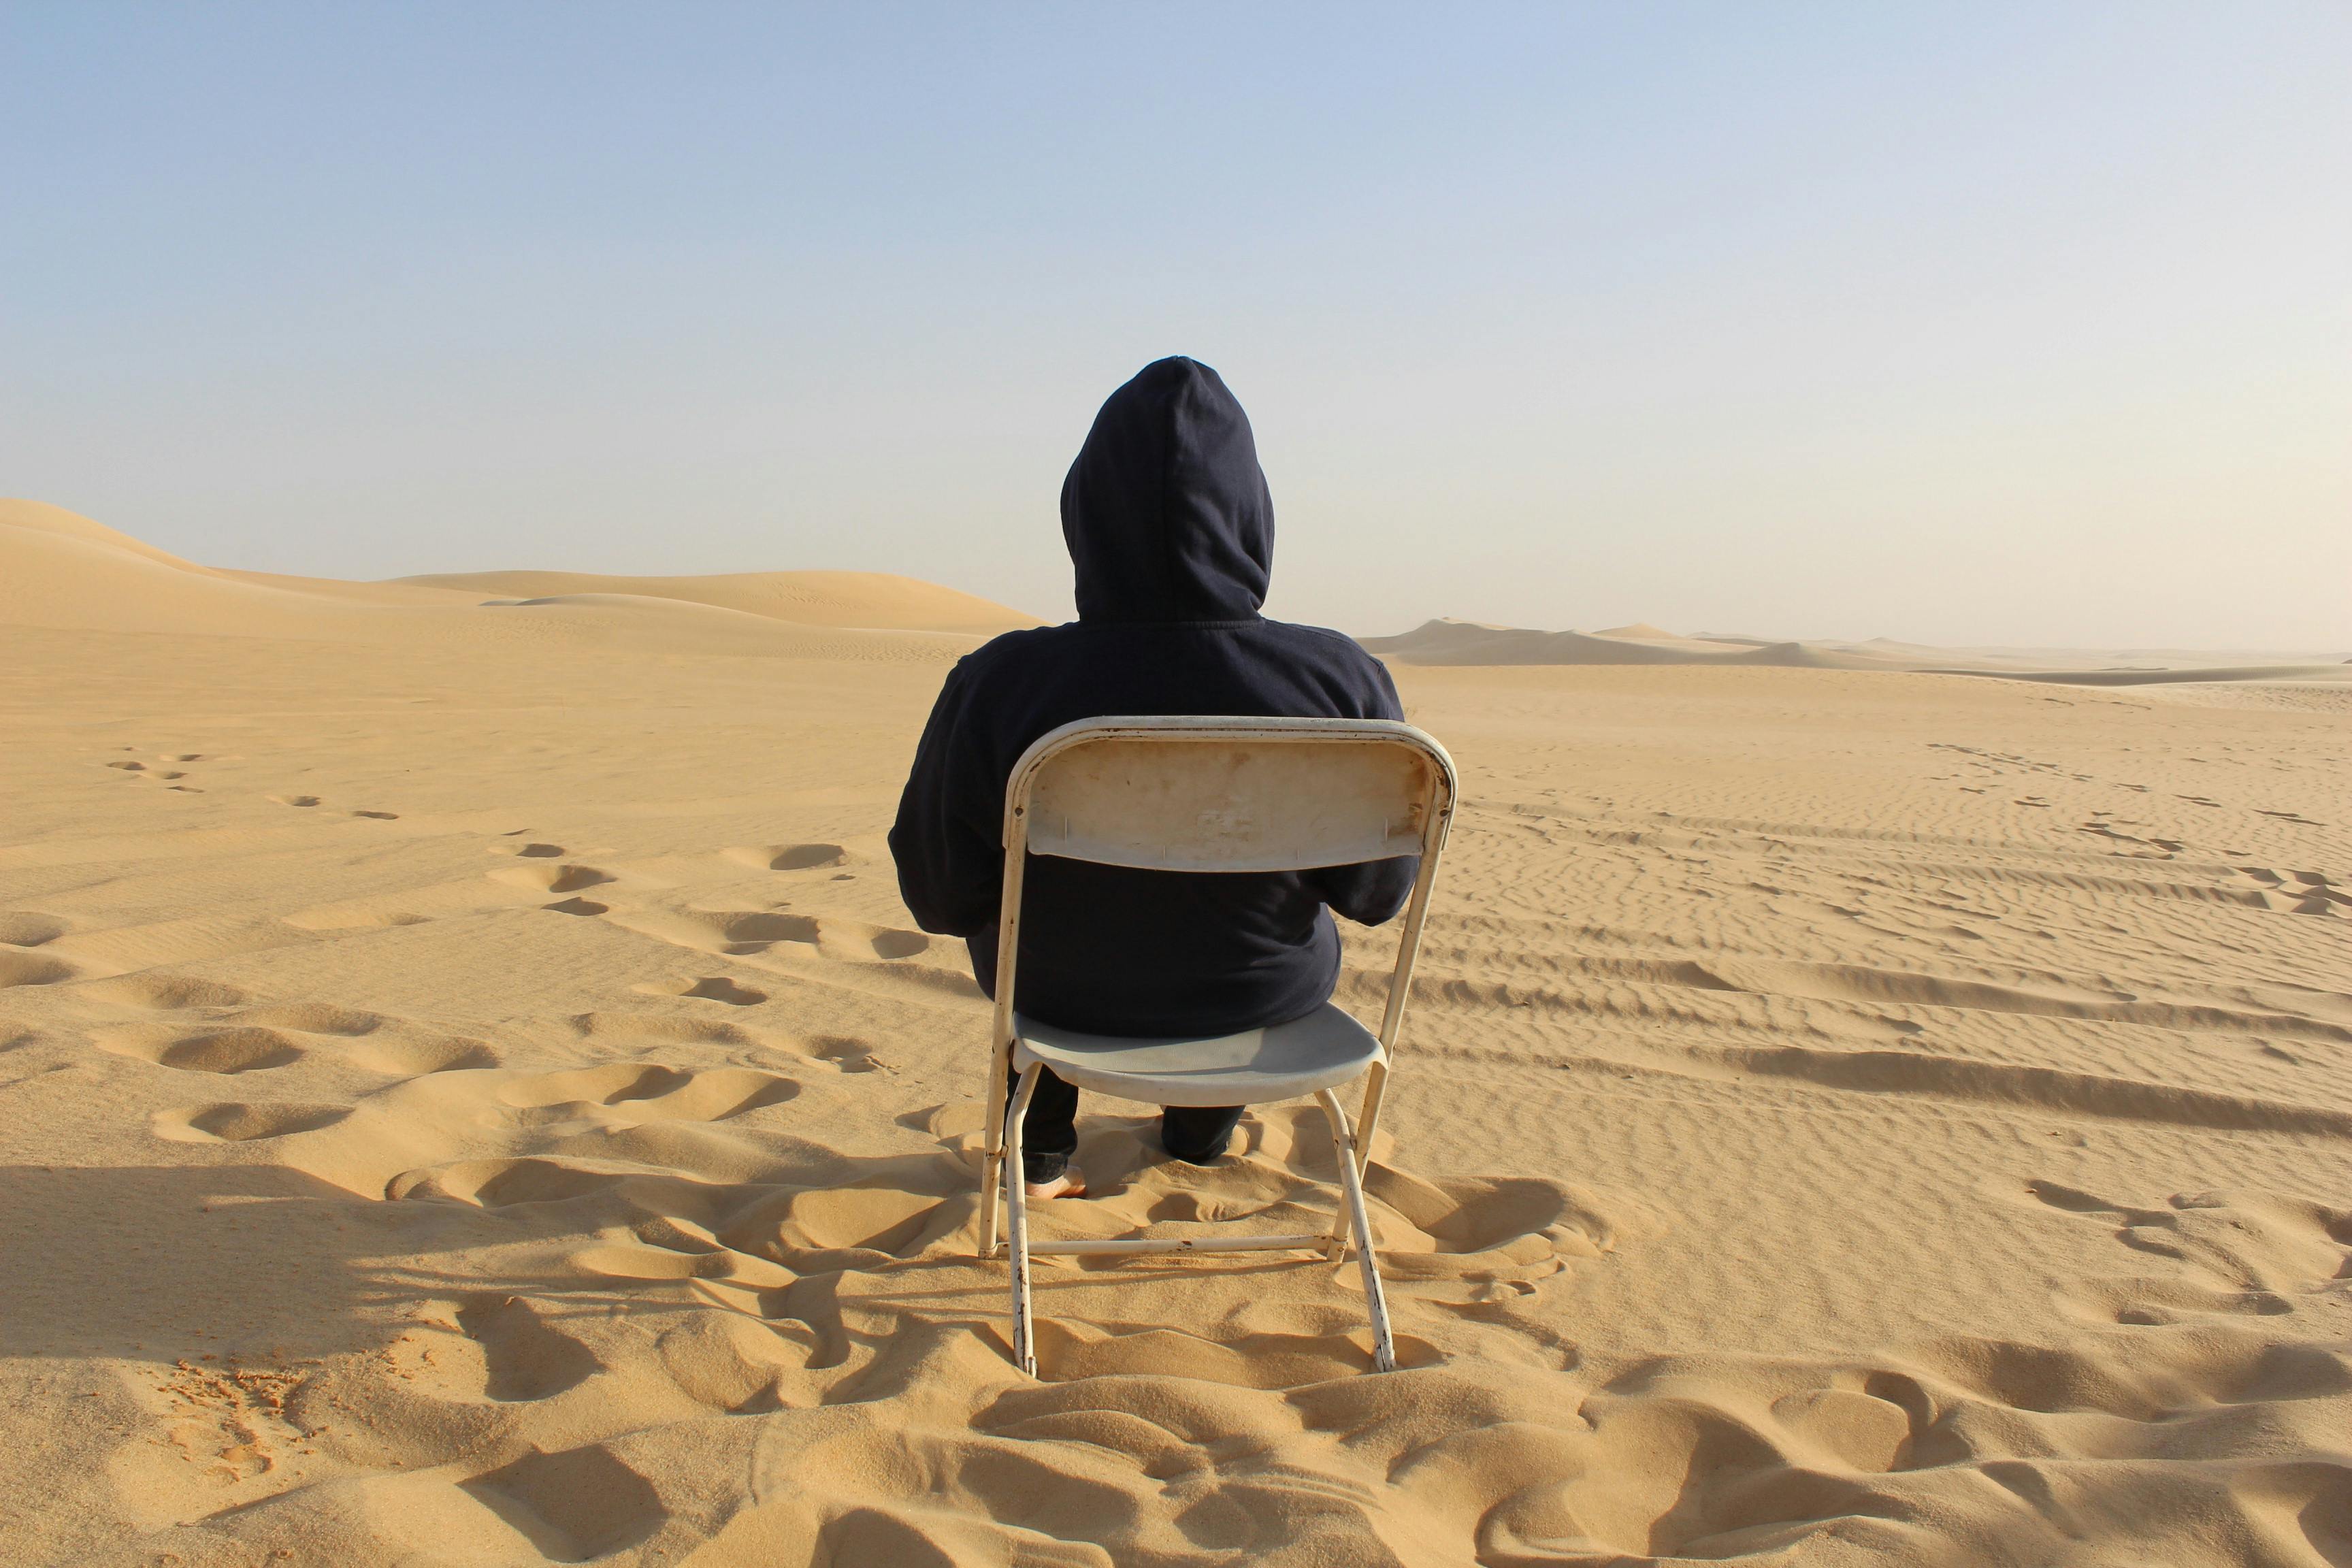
[{"x1": 973, "y1": 715, "x2": 1458, "y2": 1375}]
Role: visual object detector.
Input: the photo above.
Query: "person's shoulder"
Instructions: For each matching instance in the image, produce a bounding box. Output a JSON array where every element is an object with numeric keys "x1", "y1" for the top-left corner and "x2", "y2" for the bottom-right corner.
[
  {"x1": 1251, "y1": 617, "x2": 1386, "y2": 668},
  {"x1": 1246, "y1": 618, "x2": 1403, "y2": 713},
  {"x1": 958, "y1": 621, "x2": 1083, "y2": 678}
]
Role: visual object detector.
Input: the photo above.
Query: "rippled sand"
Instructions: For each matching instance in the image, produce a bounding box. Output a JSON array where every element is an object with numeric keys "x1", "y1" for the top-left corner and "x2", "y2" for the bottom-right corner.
[{"x1": 3, "y1": 502, "x2": 2346, "y2": 1567}]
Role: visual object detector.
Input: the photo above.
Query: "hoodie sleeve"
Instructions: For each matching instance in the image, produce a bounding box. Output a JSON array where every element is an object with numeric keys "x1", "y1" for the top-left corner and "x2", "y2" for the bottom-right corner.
[
  {"x1": 1311, "y1": 853, "x2": 1418, "y2": 928},
  {"x1": 1304, "y1": 650, "x2": 1420, "y2": 926},
  {"x1": 889, "y1": 659, "x2": 1004, "y2": 938}
]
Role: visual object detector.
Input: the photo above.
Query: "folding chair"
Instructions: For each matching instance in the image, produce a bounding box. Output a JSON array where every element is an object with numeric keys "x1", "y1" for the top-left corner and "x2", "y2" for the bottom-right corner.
[{"x1": 974, "y1": 715, "x2": 1457, "y2": 1375}]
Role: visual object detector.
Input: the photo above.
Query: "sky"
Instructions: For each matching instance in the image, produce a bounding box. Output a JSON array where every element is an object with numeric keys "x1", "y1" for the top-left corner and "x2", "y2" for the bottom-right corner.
[{"x1": 4, "y1": 3, "x2": 2347, "y2": 648}]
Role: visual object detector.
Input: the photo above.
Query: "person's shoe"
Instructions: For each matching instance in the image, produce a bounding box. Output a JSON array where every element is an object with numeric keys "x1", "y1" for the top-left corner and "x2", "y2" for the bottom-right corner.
[{"x1": 1024, "y1": 1169, "x2": 1088, "y2": 1200}]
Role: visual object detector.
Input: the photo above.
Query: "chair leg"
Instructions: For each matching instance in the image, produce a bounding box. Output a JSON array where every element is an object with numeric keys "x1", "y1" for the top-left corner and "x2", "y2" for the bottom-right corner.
[
  {"x1": 978, "y1": 1150, "x2": 1004, "y2": 1258},
  {"x1": 1315, "y1": 1088, "x2": 1396, "y2": 1373},
  {"x1": 1004, "y1": 1064, "x2": 1043, "y2": 1377},
  {"x1": 1326, "y1": 1062, "x2": 1390, "y2": 1251},
  {"x1": 979, "y1": 1036, "x2": 1011, "y2": 1258}
]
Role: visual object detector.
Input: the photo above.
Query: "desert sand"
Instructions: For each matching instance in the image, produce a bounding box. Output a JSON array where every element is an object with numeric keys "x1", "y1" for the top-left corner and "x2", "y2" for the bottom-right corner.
[
  {"x1": 2, "y1": 499, "x2": 2347, "y2": 1567},
  {"x1": 1366, "y1": 619, "x2": 2352, "y2": 693}
]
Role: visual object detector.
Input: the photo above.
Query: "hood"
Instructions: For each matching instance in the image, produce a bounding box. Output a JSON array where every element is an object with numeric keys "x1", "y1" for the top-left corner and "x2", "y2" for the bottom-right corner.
[{"x1": 1060, "y1": 357, "x2": 1273, "y2": 622}]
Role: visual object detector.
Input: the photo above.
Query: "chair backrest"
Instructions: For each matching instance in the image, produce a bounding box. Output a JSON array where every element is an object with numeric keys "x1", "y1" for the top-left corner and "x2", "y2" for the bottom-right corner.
[
  {"x1": 1004, "y1": 716, "x2": 1453, "y2": 874},
  {"x1": 981, "y1": 716, "x2": 1457, "y2": 1224}
]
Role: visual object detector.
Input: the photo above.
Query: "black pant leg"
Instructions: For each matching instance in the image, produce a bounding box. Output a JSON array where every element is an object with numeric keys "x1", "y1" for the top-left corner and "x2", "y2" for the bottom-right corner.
[
  {"x1": 1159, "y1": 1104, "x2": 1244, "y2": 1164},
  {"x1": 1006, "y1": 1064, "x2": 1079, "y2": 1181}
]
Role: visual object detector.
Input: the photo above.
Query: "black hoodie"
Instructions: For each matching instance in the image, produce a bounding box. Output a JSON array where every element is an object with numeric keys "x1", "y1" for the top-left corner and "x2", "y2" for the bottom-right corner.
[{"x1": 888, "y1": 357, "x2": 1416, "y2": 1037}]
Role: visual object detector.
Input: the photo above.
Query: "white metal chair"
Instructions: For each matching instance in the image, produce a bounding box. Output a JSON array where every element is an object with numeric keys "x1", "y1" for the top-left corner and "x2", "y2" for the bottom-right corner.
[{"x1": 975, "y1": 715, "x2": 1457, "y2": 1375}]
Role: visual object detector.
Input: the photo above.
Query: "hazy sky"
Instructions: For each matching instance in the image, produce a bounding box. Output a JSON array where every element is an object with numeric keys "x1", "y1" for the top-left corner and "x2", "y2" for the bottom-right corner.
[{"x1": 5, "y1": 5, "x2": 2347, "y2": 647}]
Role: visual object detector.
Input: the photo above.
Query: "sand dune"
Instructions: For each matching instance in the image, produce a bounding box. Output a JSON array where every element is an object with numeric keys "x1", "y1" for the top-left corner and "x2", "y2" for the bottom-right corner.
[
  {"x1": 214, "y1": 569, "x2": 489, "y2": 608},
  {"x1": 0, "y1": 500, "x2": 1025, "y2": 659},
  {"x1": 0, "y1": 496, "x2": 220, "y2": 570},
  {"x1": 397, "y1": 568, "x2": 1044, "y2": 634},
  {"x1": 1, "y1": 509, "x2": 2347, "y2": 1566},
  {"x1": 1367, "y1": 616, "x2": 2352, "y2": 690}
]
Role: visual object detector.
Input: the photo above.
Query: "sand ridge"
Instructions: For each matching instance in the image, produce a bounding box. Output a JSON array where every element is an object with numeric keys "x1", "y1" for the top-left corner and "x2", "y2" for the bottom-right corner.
[
  {"x1": 0, "y1": 512, "x2": 2347, "y2": 1566},
  {"x1": 396, "y1": 569, "x2": 1046, "y2": 635},
  {"x1": 0, "y1": 500, "x2": 1030, "y2": 658},
  {"x1": 1367, "y1": 616, "x2": 2352, "y2": 691}
]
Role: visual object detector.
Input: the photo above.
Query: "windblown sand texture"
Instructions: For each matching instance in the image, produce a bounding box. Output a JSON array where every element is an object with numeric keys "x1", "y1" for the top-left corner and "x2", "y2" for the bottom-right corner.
[{"x1": 3, "y1": 500, "x2": 2347, "y2": 1567}]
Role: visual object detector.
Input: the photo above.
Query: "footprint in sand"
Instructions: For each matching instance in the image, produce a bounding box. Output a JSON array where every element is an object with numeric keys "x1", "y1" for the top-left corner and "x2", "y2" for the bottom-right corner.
[
  {"x1": 574, "y1": 1007, "x2": 878, "y2": 1073},
  {"x1": 78, "y1": 973, "x2": 249, "y2": 1010},
  {"x1": 153, "y1": 1102, "x2": 351, "y2": 1142},
  {"x1": 494, "y1": 1062, "x2": 798, "y2": 1122},
  {"x1": 347, "y1": 1035, "x2": 500, "y2": 1074},
  {"x1": 393, "y1": 1155, "x2": 658, "y2": 1207},
  {"x1": 634, "y1": 975, "x2": 769, "y2": 1006},
  {"x1": 370, "y1": 1064, "x2": 800, "y2": 1164},
  {"x1": 0, "y1": 951, "x2": 79, "y2": 988},
  {"x1": 115, "y1": 752, "x2": 203, "y2": 773},
  {"x1": 455, "y1": 1296, "x2": 602, "y2": 1401},
  {"x1": 227, "y1": 1002, "x2": 497, "y2": 1073},
  {"x1": 808, "y1": 1034, "x2": 883, "y2": 1073},
  {"x1": 0, "y1": 913, "x2": 69, "y2": 949},
  {"x1": 491, "y1": 840, "x2": 568, "y2": 859},
  {"x1": 723, "y1": 843, "x2": 848, "y2": 872},
  {"x1": 268, "y1": 794, "x2": 323, "y2": 808},
  {"x1": 653, "y1": 1312, "x2": 813, "y2": 1414},
  {"x1": 351, "y1": 809, "x2": 399, "y2": 820},
  {"x1": 490, "y1": 862, "x2": 616, "y2": 896},
  {"x1": 234, "y1": 1002, "x2": 384, "y2": 1035},
  {"x1": 613, "y1": 907, "x2": 928, "y2": 962},
  {"x1": 2025, "y1": 1179, "x2": 2349, "y2": 1324},
  {"x1": 89, "y1": 992, "x2": 493, "y2": 1076},
  {"x1": 576, "y1": 1218, "x2": 804, "y2": 1298},
  {"x1": 94, "y1": 1024, "x2": 305, "y2": 1073},
  {"x1": 644, "y1": 910, "x2": 821, "y2": 954},
  {"x1": 544, "y1": 897, "x2": 609, "y2": 916},
  {"x1": 461, "y1": 1443, "x2": 667, "y2": 1561}
]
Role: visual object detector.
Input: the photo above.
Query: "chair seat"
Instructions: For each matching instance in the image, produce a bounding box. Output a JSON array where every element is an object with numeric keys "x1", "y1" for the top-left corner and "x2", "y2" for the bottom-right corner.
[{"x1": 1011, "y1": 1003, "x2": 1382, "y2": 1108}]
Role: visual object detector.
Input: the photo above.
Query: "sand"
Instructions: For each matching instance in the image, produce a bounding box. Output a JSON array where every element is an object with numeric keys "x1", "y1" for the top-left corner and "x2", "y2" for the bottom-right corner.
[
  {"x1": 2, "y1": 502, "x2": 2347, "y2": 1567},
  {"x1": 1367, "y1": 618, "x2": 2352, "y2": 693}
]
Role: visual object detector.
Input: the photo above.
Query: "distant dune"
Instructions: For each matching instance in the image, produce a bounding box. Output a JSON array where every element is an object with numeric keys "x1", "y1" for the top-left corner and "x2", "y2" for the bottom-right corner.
[
  {"x1": 397, "y1": 568, "x2": 1043, "y2": 635},
  {"x1": 1363, "y1": 616, "x2": 2352, "y2": 689},
  {"x1": 0, "y1": 499, "x2": 1034, "y2": 660}
]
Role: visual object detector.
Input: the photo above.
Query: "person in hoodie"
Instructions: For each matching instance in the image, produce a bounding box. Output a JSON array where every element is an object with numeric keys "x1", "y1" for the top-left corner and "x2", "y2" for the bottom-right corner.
[{"x1": 889, "y1": 357, "x2": 1416, "y2": 1199}]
